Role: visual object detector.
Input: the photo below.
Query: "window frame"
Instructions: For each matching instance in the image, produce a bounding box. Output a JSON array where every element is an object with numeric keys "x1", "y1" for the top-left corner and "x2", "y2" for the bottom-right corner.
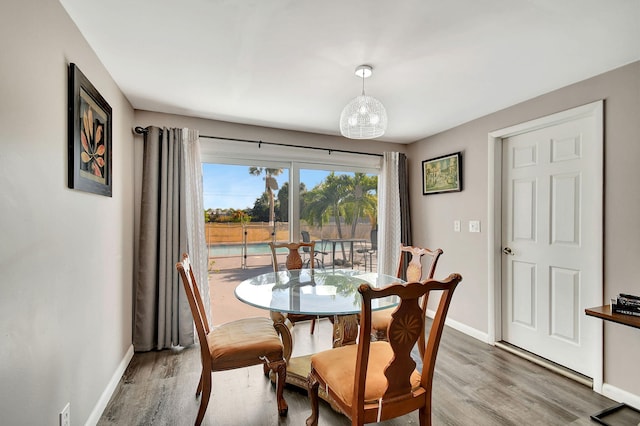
[{"x1": 200, "y1": 138, "x2": 381, "y2": 244}]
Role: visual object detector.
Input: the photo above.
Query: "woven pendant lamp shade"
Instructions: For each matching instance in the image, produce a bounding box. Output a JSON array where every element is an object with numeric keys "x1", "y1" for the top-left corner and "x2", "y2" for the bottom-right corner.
[
  {"x1": 339, "y1": 65, "x2": 387, "y2": 139},
  {"x1": 339, "y1": 95, "x2": 387, "y2": 139}
]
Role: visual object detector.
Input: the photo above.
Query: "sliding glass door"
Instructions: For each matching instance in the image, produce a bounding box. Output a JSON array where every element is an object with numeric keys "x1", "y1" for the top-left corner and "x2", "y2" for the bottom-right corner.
[
  {"x1": 203, "y1": 162, "x2": 290, "y2": 269},
  {"x1": 202, "y1": 161, "x2": 377, "y2": 271},
  {"x1": 298, "y1": 167, "x2": 377, "y2": 269}
]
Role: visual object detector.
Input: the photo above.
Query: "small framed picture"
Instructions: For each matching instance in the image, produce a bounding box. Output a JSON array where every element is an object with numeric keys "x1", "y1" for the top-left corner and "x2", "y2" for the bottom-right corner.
[
  {"x1": 422, "y1": 152, "x2": 462, "y2": 195},
  {"x1": 68, "y1": 63, "x2": 112, "y2": 196}
]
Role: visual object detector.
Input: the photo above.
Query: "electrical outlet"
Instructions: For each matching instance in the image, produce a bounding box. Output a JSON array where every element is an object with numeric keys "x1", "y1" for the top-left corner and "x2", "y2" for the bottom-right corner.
[
  {"x1": 60, "y1": 403, "x2": 70, "y2": 426},
  {"x1": 453, "y1": 220, "x2": 461, "y2": 232},
  {"x1": 469, "y1": 220, "x2": 481, "y2": 233}
]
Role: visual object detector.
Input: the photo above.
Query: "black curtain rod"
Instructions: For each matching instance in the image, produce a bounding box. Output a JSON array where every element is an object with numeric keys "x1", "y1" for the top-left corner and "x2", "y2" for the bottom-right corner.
[
  {"x1": 200, "y1": 134, "x2": 383, "y2": 157},
  {"x1": 134, "y1": 126, "x2": 383, "y2": 158}
]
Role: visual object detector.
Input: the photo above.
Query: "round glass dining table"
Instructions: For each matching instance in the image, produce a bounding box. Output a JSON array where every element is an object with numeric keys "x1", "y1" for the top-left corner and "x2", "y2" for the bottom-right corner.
[
  {"x1": 235, "y1": 268, "x2": 401, "y2": 317},
  {"x1": 235, "y1": 268, "x2": 404, "y2": 393}
]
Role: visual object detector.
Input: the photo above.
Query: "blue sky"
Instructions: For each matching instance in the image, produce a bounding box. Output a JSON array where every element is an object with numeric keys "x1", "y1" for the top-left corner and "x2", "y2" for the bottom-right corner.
[{"x1": 202, "y1": 164, "x2": 332, "y2": 210}]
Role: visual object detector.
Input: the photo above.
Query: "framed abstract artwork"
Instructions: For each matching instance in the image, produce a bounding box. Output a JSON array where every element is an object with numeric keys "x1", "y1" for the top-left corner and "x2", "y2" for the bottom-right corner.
[
  {"x1": 68, "y1": 63, "x2": 112, "y2": 196},
  {"x1": 422, "y1": 152, "x2": 462, "y2": 195}
]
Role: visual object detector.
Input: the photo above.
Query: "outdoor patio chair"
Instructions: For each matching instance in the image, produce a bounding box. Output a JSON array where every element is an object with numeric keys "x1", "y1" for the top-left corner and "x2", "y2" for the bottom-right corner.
[
  {"x1": 356, "y1": 228, "x2": 378, "y2": 272},
  {"x1": 301, "y1": 230, "x2": 327, "y2": 268}
]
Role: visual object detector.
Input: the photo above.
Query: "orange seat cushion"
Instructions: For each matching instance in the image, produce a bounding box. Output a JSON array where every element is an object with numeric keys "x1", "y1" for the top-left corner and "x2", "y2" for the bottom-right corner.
[
  {"x1": 371, "y1": 308, "x2": 394, "y2": 331},
  {"x1": 310, "y1": 341, "x2": 421, "y2": 405},
  {"x1": 208, "y1": 317, "x2": 283, "y2": 370}
]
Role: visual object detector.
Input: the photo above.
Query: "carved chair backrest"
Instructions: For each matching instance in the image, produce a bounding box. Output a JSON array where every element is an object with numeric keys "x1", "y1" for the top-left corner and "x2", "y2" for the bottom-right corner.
[
  {"x1": 396, "y1": 245, "x2": 444, "y2": 282},
  {"x1": 176, "y1": 253, "x2": 211, "y2": 371},
  {"x1": 268, "y1": 241, "x2": 315, "y2": 272},
  {"x1": 355, "y1": 273, "x2": 462, "y2": 417}
]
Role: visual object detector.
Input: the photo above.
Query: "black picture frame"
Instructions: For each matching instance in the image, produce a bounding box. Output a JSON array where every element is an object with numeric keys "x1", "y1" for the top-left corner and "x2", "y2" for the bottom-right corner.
[
  {"x1": 68, "y1": 63, "x2": 112, "y2": 197},
  {"x1": 422, "y1": 152, "x2": 462, "y2": 195}
]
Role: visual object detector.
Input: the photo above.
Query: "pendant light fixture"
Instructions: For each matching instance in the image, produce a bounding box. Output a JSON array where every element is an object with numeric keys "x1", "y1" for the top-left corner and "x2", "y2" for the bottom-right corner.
[{"x1": 339, "y1": 65, "x2": 388, "y2": 139}]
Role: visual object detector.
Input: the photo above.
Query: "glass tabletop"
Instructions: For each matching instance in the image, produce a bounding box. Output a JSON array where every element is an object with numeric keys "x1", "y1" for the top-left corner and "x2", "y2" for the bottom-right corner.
[{"x1": 235, "y1": 268, "x2": 403, "y2": 316}]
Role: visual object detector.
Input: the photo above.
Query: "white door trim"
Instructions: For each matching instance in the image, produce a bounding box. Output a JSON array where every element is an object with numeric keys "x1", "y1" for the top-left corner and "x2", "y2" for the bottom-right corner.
[{"x1": 487, "y1": 100, "x2": 604, "y2": 392}]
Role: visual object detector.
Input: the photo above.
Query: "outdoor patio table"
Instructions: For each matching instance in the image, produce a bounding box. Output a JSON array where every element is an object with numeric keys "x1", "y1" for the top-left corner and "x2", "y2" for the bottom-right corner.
[{"x1": 320, "y1": 238, "x2": 367, "y2": 268}]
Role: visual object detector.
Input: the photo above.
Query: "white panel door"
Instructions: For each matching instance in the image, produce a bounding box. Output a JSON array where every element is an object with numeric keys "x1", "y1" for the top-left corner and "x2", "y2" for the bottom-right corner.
[{"x1": 501, "y1": 111, "x2": 602, "y2": 377}]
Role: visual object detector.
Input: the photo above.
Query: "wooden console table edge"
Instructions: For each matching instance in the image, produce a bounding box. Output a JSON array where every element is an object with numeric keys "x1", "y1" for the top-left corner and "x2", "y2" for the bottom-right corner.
[
  {"x1": 584, "y1": 304, "x2": 640, "y2": 422},
  {"x1": 585, "y1": 305, "x2": 640, "y2": 330}
]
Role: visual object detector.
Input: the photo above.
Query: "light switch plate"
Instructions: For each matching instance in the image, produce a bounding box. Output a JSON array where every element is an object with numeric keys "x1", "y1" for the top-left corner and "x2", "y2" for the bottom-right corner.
[
  {"x1": 454, "y1": 220, "x2": 461, "y2": 232},
  {"x1": 469, "y1": 220, "x2": 481, "y2": 233}
]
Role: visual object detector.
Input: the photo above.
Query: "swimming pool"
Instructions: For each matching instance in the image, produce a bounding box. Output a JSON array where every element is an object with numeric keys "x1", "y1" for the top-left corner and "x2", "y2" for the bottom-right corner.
[{"x1": 208, "y1": 243, "x2": 273, "y2": 257}]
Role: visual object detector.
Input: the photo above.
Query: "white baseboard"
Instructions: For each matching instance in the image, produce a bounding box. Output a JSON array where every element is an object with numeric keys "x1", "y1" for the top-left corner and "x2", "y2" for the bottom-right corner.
[
  {"x1": 602, "y1": 383, "x2": 640, "y2": 410},
  {"x1": 429, "y1": 310, "x2": 640, "y2": 409},
  {"x1": 85, "y1": 345, "x2": 134, "y2": 426},
  {"x1": 425, "y1": 309, "x2": 491, "y2": 344}
]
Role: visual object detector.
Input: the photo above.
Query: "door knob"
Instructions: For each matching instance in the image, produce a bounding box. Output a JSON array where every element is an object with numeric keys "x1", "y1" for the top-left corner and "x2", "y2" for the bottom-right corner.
[{"x1": 503, "y1": 247, "x2": 514, "y2": 255}]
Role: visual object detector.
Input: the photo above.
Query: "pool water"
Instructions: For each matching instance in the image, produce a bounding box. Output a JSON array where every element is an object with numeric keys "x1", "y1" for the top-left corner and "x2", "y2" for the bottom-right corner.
[{"x1": 208, "y1": 243, "x2": 272, "y2": 257}]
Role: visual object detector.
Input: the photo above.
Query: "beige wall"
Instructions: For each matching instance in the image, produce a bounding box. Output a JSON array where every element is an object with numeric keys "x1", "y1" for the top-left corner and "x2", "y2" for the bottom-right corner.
[
  {"x1": 0, "y1": 0, "x2": 136, "y2": 424},
  {"x1": 407, "y1": 61, "x2": 640, "y2": 401}
]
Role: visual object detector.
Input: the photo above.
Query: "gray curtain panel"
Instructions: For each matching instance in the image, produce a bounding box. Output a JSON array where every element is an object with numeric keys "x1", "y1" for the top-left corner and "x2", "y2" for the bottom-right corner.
[
  {"x1": 398, "y1": 153, "x2": 412, "y2": 280},
  {"x1": 133, "y1": 127, "x2": 194, "y2": 351},
  {"x1": 379, "y1": 152, "x2": 401, "y2": 276}
]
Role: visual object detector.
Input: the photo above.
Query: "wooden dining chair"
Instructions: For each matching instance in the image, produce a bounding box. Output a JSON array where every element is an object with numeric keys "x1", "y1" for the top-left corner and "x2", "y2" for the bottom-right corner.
[
  {"x1": 306, "y1": 273, "x2": 462, "y2": 426},
  {"x1": 176, "y1": 253, "x2": 288, "y2": 426},
  {"x1": 268, "y1": 241, "x2": 321, "y2": 333},
  {"x1": 371, "y1": 245, "x2": 443, "y2": 346}
]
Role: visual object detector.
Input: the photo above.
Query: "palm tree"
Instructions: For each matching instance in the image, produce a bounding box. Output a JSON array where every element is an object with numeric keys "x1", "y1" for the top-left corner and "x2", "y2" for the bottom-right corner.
[
  {"x1": 342, "y1": 173, "x2": 378, "y2": 238},
  {"x1": 302, "y1": 173, "x2": 378, "y2": 263},
  {"x1": 277, "y1": 181, "x2": 306, "y2": 222},
  {"x1": 302, "y1": 173, "x2": 352, "y2": 259},
  {"x1": 249, "y1": 167, "x2": 283, "y2": 225}
]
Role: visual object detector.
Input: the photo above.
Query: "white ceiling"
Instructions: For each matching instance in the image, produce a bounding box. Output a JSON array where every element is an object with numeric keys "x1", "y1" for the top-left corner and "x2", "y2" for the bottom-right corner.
[{"x1": 59, "y1": 0, "x2": 640, "y2": 144}]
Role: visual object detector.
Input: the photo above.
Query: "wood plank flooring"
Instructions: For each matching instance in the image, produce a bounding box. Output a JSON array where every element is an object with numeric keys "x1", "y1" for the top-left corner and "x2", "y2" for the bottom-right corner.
[{"x1": 98, "y1": 319, "x2": 614, "y2": 425}]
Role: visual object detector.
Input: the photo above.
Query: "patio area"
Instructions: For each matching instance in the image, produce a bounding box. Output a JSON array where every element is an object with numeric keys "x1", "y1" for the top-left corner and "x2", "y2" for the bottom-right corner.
[
  {"x1": 208, "y1": 255, "x2": 273, "y2": 325},
  {"x1": 208, "y1": 250, "x2": 376, "y2": 326}
]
